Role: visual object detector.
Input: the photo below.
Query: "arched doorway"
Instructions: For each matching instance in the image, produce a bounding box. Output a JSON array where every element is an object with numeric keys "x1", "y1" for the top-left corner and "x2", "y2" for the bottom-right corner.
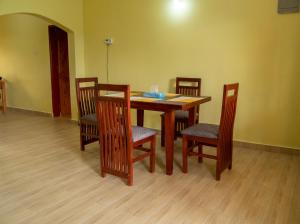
[{"x1": 0, "y1": 13, "x2": 75, "y2": 118}]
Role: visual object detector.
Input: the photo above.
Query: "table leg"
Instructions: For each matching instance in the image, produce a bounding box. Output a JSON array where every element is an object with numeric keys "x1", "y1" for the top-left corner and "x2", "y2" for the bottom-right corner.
[
  {"x1": 137, "y1": 109, "x2": 144, "y2": 127},
  {"x1": 188, "y1": 107, "x2": 197, "y2": 149},
  {"x1": 164, "y1": 111, "x2": 175, "y2": 175}
]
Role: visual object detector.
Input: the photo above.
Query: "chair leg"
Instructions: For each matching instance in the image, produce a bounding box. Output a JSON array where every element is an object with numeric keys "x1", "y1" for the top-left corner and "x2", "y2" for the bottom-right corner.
[
  {"x1": 150, "y1": 136, "x2": 156, "y2": 173},
  {"x1": 127, "y1": 177, "x2": 133, "y2": 186},
  {"x1": 182, "y1": 136, "x2": 188, "y2": 173},
  {"x1": 127, "y1": 163, "x2": 133, "y2": 186},
  {"x1": 198, "y1": 144, "x2": 203, "y2": 163},
  {"x1": 216, "y1": 170, "x2": 221, "y2": 181},
  {"x1": 161, "y1": 115, "x2": 165, "y2": 147},
  {"x1": 228, "y1": 161, "x2": 232, "y2": 170},
  {"x1": 100, "y1": 149, "x2": 106, "y2": 177},
  {"x1": 80, "y1": 132, "x2": 85, "y2": 151},
  {"x1": 216, "y1": 159, "x2": 221, "y2": 181},
  {"x1": 79, "y1": 125, "x2": 85, "y2": 151},
  {"x1": 228, "y1": 145, "x2": 233, "y2": 170},
  {"x1": 101, "y1": 167, "x2": 106, "y2": 177},
  {"x1": 174, "y1": 120, "x2": 179, "y2": 140}
]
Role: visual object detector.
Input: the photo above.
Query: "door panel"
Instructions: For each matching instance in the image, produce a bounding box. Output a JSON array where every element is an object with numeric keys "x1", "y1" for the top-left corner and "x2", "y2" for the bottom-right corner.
[
  {"x1": 48, "y1": 25, "x2": 71, "y2": 117},
  {"x1": 57, "y1": 30, "x2": 71, "y2": 116},
  {"x1": 48, "y1": 26, "x2": 60, "y2": 117}
]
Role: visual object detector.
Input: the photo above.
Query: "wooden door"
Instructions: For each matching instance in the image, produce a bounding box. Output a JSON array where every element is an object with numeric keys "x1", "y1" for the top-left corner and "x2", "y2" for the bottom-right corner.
[{"x1": 48, "y1": 25, "x2": 71, "y2": 117}]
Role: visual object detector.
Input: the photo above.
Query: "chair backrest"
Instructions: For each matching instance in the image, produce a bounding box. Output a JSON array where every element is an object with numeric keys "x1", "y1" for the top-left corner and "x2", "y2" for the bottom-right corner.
[
  {"x1": 95, "y1": 84, "x2": 133, "y2": 178},
  {"x1": 218, "y1": 83, "x2": 239, "y2": 170},
  {"x1": 75, "y1": 77, "x2": 98, "y2": 118},
  {"x1": 176, "y1": 77, "x2": 201, "y2": 97},
  {"x1": 176, "y1": 77, "x2": 201, "y2": 114}
]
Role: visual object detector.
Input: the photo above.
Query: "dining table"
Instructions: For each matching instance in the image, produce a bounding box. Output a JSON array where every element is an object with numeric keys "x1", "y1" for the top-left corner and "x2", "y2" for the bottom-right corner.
[{"x1": 129, "y1": 92, "x2": 211, "y2": 175}]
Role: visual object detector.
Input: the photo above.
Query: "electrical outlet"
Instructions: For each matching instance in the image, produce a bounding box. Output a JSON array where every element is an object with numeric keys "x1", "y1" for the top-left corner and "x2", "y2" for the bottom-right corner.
[{"x1": 104, "y1": 38, "x2": 113, "y2": 45}]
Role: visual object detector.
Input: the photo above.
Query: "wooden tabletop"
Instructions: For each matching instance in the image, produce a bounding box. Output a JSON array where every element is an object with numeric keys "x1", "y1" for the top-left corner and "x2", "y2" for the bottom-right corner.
[{"x1": 129, "y1": 91, "x2": 211, "y2": 112}]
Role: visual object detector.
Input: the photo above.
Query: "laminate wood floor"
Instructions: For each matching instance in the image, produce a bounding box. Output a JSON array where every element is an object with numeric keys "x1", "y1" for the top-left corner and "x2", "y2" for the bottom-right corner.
[{"x1": 0, "y1": 111, "x2": 299, "y2": 224}]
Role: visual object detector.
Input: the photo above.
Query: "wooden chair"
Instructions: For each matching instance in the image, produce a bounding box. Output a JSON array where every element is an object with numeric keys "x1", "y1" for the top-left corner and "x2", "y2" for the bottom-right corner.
[
  {"x1": 181, "y1": 83, "x2": 239, "y2": 180},
  {"x1": 75, "y1": 77, "x2": 99, "y2": 151},
  {"x1": 95, "y1": 84, "x2": 156, "y2": 186},
  {"x1": 161, "y1": 77, "x2": 201, "y2": 146}
]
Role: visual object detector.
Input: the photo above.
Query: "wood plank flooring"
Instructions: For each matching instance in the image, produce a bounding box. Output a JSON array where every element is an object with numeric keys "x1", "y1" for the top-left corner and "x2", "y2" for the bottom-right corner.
[{"x1": 0, "y1": 111, "x2": 299, "y2": 224}]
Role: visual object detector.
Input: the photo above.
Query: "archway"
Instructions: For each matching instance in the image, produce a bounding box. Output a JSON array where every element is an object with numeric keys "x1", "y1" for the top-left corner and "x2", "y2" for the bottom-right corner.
[{"x1": 0, "y1": 13, "x2": 76, "y2": 117}]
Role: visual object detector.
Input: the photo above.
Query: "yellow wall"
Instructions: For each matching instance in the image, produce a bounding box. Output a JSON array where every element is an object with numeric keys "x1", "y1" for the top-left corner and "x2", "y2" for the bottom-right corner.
[
  {"x1": 0, "y1": 0, "x2": 85, "y2": 74},
  {"x1": 0, "y1": 0, "x2": 85, "y2": 118},
  {"x1": 84, "y1": 0, "x2": 300, "y2": 149},
  {"x1": 0, "y1": 14, "x2": 52, "y2": 113},
  {"x1": 0, "y1": 0, "x2": 299, "y2": 149}
]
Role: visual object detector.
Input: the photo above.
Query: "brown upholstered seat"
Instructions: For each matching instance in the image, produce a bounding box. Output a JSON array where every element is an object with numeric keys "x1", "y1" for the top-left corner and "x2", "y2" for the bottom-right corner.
[
  {"x1": 81, "y1": 113, "x2": 97, "y2": 122},
  {"x1": 132, "y1": 126, "x2": 157, "y2": 143},
  {"x1": 181, "y1": 123, "x2": 219, "y2": 139},
  {"x1": 174, "y1": 110, "x2": 189, "y2": 119}
]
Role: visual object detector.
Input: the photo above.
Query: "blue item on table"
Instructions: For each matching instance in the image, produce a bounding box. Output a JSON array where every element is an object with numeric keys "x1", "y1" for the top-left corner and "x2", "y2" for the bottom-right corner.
[{"x1": 143, "y1": 92, "x2": 165, "y2": 99}]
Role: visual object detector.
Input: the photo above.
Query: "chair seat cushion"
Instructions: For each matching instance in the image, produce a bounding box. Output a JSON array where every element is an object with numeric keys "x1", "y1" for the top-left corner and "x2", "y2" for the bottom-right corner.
[
  {"x1": 161, "y1": 110, "x2": 198, "y2": 120},
  {"x1": 181, "y1": 123, "x2": 219, "y2": 139},
  {"x1": 175, "y1": 110, "x2": 189, "y2": 119},
  {"x1": 161, "y1": 110, "x2": 188, "y2": 119},
  {"x1": 81, "y1": 113, "x2": 97, "y2": 122},
  {"x1": 132, "y1": 126, "x2": 156, "y2": 142}
]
